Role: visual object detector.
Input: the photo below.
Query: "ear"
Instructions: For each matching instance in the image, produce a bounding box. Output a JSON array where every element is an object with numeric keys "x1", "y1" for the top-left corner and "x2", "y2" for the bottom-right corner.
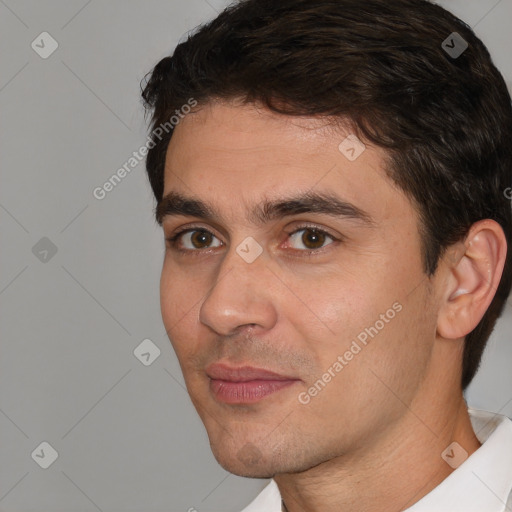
[{"x1": 437, "y1": 220, "x2": 507, "y2": 340}]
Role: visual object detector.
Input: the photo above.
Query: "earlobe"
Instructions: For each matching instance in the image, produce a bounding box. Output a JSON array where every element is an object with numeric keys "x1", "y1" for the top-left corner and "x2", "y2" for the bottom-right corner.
[{"x1": 437, "y1": 220, "x2": 507, "y2": 340}]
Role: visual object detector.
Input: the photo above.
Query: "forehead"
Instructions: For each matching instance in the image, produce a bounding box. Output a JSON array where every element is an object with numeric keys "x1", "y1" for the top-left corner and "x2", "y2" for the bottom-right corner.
[
  {"x1": 168, "y1": 99, "x2": 348, "y2": 159},
  {"x1": 162, "y1": 100, "x2": 412, "y2": 226}
]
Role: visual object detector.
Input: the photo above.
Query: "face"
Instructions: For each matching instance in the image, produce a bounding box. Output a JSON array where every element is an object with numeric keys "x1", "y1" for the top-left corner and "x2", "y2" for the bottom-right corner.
[{"x1": 159, "y1": 100, "x2": 439, "y2": 477}]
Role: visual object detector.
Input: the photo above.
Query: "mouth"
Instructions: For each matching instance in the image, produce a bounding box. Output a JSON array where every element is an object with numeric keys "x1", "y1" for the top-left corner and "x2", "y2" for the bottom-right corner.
[{"x1": 205, "y1": 363, "x2": 301, "y2": 404}]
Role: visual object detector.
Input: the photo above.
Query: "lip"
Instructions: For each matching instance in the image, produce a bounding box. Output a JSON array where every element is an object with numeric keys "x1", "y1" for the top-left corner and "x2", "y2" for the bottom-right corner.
[
  {"x1": 206, "y1": 363, "x2": 300, "y2": 404},
  {"x1": 206, "y1": 363, "x2": 296, "y2": 382}
]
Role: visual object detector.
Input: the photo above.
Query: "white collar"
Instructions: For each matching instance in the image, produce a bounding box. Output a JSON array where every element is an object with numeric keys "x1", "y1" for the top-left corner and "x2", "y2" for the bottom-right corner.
[{"x1": 240, "y1": 408, "x2": 512, "y2": 512}]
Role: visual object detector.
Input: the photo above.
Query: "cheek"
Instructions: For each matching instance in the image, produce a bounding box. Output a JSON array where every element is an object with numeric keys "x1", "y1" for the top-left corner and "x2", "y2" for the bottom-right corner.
[
  {"x1": 160, "y1": 257, "x2": 206, "y2": 319},
  {"x1": 287, "y1": 269, "x2": 377, "y2": 355},
  {"x1": 340, "y1": 283, "x2": 436, "y2": 407},
  {"x1": 160, "y1": 263, "x2": 178, "y2": 327},
  {"x1": 159, "y1": 261, "x2": 201, "y2": 358},
  {"x1": 292, "y1": 260, "x2": 431, "y2": 385}
]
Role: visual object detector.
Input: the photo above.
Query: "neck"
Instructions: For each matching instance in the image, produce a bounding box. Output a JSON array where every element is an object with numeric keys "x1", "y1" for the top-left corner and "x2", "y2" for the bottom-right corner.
[{"x1": 276, "y1": 392, "x2": 481, "y2": 512}]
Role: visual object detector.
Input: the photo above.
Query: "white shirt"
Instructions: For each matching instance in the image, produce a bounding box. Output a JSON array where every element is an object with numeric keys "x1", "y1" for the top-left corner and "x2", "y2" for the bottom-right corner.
[{"x1": 240, "y1": 408, "x2": 512, "y2": 512}]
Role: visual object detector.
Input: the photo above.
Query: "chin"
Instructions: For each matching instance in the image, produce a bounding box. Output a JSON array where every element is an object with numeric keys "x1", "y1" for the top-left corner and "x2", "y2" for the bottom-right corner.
[
  {"x1": 211, "y1": 447, "x2": 276, "y2": 478},
  {"x1": 210, "y1": 438, "x2": 313, "y2": 478},
  {"x1": 223, "y1": 465, "x2": 276, "y2": 479}
]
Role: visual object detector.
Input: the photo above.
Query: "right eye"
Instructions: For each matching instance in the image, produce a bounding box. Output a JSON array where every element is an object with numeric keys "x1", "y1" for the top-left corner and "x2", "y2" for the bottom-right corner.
[{"x1": 166, "y1": 228, "x2": 223, "y2": 252}]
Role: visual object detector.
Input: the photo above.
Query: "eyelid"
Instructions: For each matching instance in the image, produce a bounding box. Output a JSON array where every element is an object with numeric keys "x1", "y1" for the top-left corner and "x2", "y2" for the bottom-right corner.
[
  {"x1": 283, "y1": 222, "x2": 338, "y2": 239},
  {"x1": 283, "y1": 224, "x2": 338, "y2": 252},
  {"x1": 165, "y1": 224, "x2": 224, "y2": 247}
]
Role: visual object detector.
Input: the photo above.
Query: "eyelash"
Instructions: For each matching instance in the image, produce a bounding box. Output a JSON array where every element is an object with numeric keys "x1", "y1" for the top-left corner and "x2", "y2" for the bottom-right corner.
[{"x1": 165, "y1": 224, "x2": 339, "y2": 257}]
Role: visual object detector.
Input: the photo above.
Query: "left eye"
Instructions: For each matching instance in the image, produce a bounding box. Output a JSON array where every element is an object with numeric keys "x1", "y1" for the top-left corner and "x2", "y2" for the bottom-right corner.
[{"x1": 287, "y1": 227, "x2": 334, "y2": 250}]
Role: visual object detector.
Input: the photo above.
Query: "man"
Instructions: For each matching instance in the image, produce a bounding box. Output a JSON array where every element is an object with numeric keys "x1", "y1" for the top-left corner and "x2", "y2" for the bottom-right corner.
[{"x1": 141, "y1": 0, "x2": 512, "y2": 510}]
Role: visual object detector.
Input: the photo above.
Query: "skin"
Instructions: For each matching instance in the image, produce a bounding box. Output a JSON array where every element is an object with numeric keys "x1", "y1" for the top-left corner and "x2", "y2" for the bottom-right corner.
[{"x1": 159, "y1": 99, "x2": 506, "y2": 512}]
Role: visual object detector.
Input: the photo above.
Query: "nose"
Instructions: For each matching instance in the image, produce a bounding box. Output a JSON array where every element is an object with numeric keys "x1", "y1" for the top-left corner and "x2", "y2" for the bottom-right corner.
[{"x1": 199, "y1": 244, "x2": 278, "y2": 337}]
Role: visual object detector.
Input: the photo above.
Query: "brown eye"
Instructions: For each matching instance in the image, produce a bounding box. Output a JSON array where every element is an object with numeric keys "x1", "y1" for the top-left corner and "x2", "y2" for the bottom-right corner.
[
  {"x1": 190, "y1": 230, "x2": 214, "y2": 248},
  {"x1": 302, "y1": 229, "x2": 326, "y2": 249},
  {"x1": 289, "y1": 227, "x2": 334, "y2": 250},
  {"x1": 170, "y1": 229, "x2": 222, "y2": 250}
]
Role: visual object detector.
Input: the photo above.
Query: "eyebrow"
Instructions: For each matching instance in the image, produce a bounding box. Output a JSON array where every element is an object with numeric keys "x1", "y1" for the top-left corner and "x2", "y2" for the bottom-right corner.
[{"x1": 155, "y1": 190, "x2": 375, "y2": 227}]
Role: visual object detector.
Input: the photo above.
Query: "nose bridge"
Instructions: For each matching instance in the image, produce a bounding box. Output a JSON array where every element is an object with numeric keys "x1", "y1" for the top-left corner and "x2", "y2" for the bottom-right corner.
[{"x1": 199, "y1": 241, "x2": 277, "y2": 335}]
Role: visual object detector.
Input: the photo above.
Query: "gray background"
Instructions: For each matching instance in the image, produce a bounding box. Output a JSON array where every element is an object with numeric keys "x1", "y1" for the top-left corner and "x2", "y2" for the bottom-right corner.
[{"x1": 0, "y1": 1, "x2": 511, "y2": 511}]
